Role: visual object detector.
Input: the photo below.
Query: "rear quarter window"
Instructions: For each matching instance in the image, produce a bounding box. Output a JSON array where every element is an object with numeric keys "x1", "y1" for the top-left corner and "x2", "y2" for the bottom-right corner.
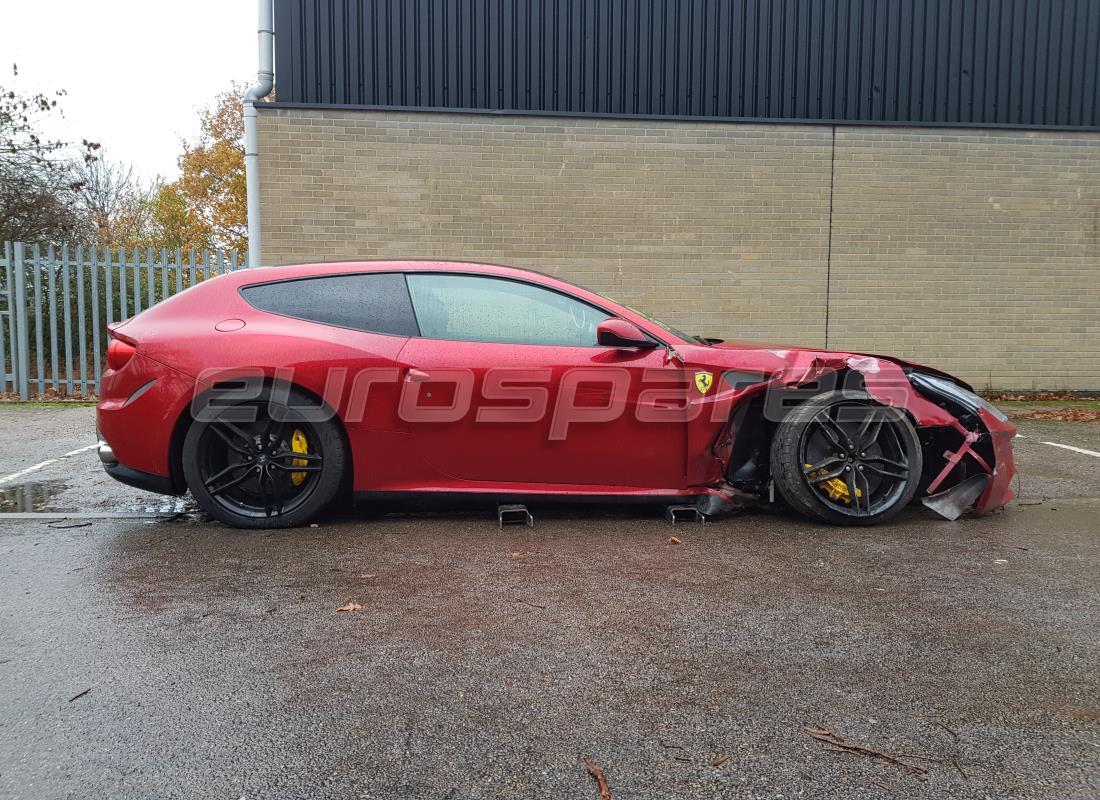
[{"x1": 240, "y1": 273, "x2": 419, "y2": 337}]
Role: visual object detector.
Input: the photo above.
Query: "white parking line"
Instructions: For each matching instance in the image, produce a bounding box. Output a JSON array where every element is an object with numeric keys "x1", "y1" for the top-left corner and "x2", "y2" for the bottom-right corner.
[
  {"x1": 0, "y1": 443, "x2": 99, "y2": 486},
  {"x1": 62, "y1": 444, "x2": 99, "y2": 458},
  {"x1": 1042, "y1": 441, "x2": 1100, "y2": 459},
  {"x1": 0, "y1": 460, "x2": 60, "y2": 486}
]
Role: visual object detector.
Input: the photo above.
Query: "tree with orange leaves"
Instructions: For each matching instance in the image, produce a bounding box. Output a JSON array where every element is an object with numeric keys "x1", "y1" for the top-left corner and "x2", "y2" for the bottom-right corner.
[{"x1": 151, "y1": 84, "x2": 251, "y2": 253}]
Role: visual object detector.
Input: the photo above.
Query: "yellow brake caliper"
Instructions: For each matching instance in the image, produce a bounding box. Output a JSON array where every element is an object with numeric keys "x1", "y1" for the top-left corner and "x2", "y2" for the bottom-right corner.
[
  {"x1": 290, "y1": 429, "x2": 310, "y2": 486},
  {"x1": 806, "y1": 464, "x2": 863, "y2": 505}
]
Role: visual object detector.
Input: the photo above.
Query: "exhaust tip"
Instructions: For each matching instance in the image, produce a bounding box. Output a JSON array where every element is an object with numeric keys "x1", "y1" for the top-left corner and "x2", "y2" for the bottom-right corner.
[{"x1": 97, "y1": 440, "x2": 117, "y2": 465}]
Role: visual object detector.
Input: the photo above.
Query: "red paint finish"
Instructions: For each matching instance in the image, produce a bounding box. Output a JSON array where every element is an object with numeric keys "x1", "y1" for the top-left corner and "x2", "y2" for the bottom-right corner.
[
  {"x1": 975, "y1": 408, "x2": 1017, "y2": 512},
  {"x1": 96, "y1": 260, "x2": 1017, "y2": 513},
  {"x1": 394, "y1": 337, "x2": 685, "y2": 488}
]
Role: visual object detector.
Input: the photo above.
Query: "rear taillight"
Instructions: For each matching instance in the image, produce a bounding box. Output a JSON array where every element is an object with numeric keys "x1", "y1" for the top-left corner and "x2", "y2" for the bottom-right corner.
[{"x1": 106, "y1": 338, "x2": 136, "y2": 371}]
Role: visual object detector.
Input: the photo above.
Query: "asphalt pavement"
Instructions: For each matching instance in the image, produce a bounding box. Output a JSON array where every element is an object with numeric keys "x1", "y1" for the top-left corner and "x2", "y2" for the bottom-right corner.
[{"x1": 0, "y1": 404, "x2": 1097, "y2": 799}]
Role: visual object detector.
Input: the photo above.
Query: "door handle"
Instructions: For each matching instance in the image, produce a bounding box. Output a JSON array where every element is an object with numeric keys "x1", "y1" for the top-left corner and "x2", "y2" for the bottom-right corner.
[{"x1": 406, "y1": 368, "x2": 432, "y2": 382}]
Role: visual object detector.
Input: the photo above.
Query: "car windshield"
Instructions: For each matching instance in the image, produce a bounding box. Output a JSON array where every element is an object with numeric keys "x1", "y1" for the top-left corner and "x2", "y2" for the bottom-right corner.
[{"x1": 621, "y1": 304, "x2": 706, "y2": 345}]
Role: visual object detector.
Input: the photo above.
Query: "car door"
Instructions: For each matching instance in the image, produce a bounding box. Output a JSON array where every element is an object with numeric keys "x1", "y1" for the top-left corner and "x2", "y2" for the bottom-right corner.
[{"x1": 395, "y1": 272, "x2": 687, "y2": 489}]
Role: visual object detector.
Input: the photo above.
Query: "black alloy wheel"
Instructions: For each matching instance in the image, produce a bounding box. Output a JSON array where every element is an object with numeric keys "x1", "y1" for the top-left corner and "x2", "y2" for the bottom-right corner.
[
  {"x1": 770, "y1": 390, "x2": 923, "y2": 525},
  {"x1": 182, "y1": 388, "x2": 346, "y2": 529}
]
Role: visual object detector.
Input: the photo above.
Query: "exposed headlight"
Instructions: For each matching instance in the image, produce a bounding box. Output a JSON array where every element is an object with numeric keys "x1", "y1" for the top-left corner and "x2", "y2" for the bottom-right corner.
[{"x1": 909, "y1": 372, "x2": 1009, "y2": 423}]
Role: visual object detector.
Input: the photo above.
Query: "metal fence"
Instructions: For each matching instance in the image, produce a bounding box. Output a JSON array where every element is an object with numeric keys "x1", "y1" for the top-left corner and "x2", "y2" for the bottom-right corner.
[{"x1": 0, "y1": 242, "x2": 247, "y2": 400}]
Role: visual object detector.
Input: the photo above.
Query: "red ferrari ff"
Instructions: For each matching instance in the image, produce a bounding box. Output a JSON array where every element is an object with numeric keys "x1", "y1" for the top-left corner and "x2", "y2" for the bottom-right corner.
[{"x1": 96, "y1": 260, "x2": 1016, "y2": 529}]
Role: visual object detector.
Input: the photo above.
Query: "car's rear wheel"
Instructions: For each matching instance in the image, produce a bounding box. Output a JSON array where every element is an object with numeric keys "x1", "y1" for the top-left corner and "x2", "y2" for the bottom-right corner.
[
  {"x1": 182, "y1": 388, "x2": 346, "y2": 529},
  {"x1": 770, "y1": 390, "x2": 922, "y2": 526}
]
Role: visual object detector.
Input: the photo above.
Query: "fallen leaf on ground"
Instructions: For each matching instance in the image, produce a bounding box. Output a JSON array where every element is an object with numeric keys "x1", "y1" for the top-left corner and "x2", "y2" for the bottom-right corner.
[
  {"x1": 711, "y1": 754, "x2": 731, "y2": 767},
  {"x1": 1008, "y1": 407, "x2": 1100, "y2": 422},
  {"x1": 667, "y1": 536, "x2": 681, "y2": 546},
  {"x1": 336, "y1": 603, "x2": 362, "y2": 612},
  {"x1": 582, "y1": 756, "x2": 613, "y2": 800},
  {"x1": 986, "y1": 391, "x2": 1086, "y2": 402}
]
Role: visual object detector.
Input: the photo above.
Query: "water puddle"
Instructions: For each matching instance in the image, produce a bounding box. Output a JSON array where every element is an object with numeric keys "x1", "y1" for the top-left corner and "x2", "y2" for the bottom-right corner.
[
  {"x1": 0, "y1": 481, "x2": 76, "y2": 512},
  {"x1": 0, "y1": 480, "x2": 197, "y2": 517}
]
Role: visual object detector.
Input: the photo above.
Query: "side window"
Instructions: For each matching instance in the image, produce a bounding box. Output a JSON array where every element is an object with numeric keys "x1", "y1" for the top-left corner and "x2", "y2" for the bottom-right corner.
[
  {"x1": 406, "y1": 274, "x2": 612, "y2": 346},
  {"x1": 240, "y1": 273, "x2": 419, "y2": 336}
]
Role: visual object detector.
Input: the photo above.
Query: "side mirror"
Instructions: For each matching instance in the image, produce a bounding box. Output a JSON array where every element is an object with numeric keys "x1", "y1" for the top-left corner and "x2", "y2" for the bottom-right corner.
[{"x1": 597, "y1": 318, "x2": 658, "y2": 349}]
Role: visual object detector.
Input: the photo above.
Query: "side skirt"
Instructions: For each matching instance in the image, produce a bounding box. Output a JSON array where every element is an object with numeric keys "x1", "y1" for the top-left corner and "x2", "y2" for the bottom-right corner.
[{"x1": 354, "y1": 489, "x2": 708, "y2": 511}]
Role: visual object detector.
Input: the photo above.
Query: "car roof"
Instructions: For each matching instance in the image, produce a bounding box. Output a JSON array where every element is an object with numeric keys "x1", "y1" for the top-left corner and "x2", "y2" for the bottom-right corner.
[{"x1": 237, "y1": 258, "x2": 552, "y2": 281}]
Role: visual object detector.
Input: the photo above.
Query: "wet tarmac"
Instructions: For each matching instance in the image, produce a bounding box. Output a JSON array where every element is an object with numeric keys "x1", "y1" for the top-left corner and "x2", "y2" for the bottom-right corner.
[{"x1": 0, "y1": 404, "x2": 1097, "y2": 799}]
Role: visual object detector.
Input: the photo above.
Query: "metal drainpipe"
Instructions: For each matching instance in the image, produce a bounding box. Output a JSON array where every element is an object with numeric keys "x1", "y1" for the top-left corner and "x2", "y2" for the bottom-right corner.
[{"x1": 243, "y1": 0, "x2": 274, "y2": 268}]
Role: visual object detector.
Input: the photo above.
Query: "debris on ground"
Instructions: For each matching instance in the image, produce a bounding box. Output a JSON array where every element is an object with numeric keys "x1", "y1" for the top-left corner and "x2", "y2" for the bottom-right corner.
[
  {"x1": 1056, "y1": 704, "x2": 1100, "y2": 721},
  {"x1": 68, "y1": 688, "x2": 90, "y2": 703},
  {"x1": 984, "y1": 391, "x2": 1096, "y2": 402},
  {"x1": 711, "y1": 754, "x2": 731, "y2": 767},
  {"x1": 953, "y1": 758, "x2": 969, "y2": 779},
  {"x1": 1008, "y1": 407, "x2": 1100, "y2": 422},
  {"x1": 929, "y1": 720, "x2": 961, "y2": 742},
  {"x1": 582, "y1": 755, "x2": 613, "y2": 800},
  {"x1": 804, "y1": 725, "x2": 929, "y2": 780},
  {"x1": 667, "y1": 536, "x2": 681, "y2": 546},
  {"x1": 335, "y1": 603, "x2": 362, "y2": 613}
]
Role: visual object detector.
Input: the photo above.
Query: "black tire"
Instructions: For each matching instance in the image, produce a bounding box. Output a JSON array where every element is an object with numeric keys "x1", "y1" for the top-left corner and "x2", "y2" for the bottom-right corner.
[
  {"x1": 770, "y1": 390, "x2": 922, "y2": 526},
  {"x1": 182, "y1": 386, "x2": 347, "y2": 529}
]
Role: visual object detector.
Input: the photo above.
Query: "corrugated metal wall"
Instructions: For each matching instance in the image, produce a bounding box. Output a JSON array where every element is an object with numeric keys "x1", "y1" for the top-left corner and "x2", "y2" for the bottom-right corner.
[{"x1": 273, "y1": 0, "x2": 1100, "y2": 129}]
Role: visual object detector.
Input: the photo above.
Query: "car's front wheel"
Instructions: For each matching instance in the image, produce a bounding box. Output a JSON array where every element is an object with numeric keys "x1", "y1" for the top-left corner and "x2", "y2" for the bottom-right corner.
[
  {"x1": 770, "y1": 390, "x2": 922, "y2": 526},
  {"x1": 182, "y1": 387, "x2": 347, "y2": 529}
]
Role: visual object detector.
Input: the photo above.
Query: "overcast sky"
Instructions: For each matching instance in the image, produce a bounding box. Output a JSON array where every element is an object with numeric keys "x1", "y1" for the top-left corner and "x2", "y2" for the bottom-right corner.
[{"x1": 2, "y1": 0, "x2": 257, "y2": 181}]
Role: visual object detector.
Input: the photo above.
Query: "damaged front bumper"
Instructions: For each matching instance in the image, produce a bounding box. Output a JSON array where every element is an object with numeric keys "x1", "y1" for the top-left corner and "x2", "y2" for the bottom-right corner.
[
  {"x1": 974, "y1": 407, "x2": 1017, "y2": 512},
  {"x1": 921, "y1": 407, "x2": 1016, "y2": 519}
]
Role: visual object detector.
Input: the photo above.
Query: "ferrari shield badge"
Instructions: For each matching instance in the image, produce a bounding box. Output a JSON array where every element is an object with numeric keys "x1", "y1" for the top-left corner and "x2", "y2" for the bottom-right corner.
[{"x1": 694, "y1": 371, "x2": 714, "y2": 395}]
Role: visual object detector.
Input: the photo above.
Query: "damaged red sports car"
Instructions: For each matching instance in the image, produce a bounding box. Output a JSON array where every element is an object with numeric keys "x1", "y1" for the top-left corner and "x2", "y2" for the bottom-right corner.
[{"x1": 96, "y1": 261, "x2": 1016, "y2": 529}]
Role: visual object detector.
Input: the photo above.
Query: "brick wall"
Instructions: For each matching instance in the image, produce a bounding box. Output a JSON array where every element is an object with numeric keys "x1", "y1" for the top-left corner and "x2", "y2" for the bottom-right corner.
[
  {"x1": 830, "y1": 128, "x2": 1100, "y2": 390},
  {"x1": 257, "y1": 107, "x2": 1100, "y2": 389}
]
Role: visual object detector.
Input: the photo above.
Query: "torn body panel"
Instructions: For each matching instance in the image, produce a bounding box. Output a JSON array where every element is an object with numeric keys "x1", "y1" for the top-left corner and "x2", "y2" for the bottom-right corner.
[{"x1": 679, "y1": 343, "x2": 1015, "y2": 519}]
